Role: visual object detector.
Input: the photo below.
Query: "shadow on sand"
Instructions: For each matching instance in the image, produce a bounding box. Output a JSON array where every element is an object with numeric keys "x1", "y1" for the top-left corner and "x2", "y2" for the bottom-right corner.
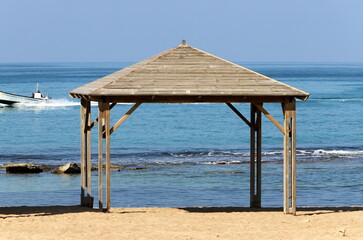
[
  {"x1": 0, "y1": 205, "x2": 98, "y2": 219},
  {"x1": 179, "y1": 206, "x2": 363, "y2": 216},
  {"x1": 1, "y1": 205, "x2": 362, "y2": 219}
]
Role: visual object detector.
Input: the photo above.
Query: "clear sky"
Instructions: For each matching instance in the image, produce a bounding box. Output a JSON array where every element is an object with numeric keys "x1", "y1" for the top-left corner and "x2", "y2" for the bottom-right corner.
[{"x1": 1, "y1": 0, "x2": 362, "y2": 63}]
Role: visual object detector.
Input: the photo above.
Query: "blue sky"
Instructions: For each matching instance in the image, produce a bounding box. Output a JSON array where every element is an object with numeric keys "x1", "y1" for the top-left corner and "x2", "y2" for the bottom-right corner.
[{"x1": 1, "y1": 0, "x2": 362, "y2": 62}]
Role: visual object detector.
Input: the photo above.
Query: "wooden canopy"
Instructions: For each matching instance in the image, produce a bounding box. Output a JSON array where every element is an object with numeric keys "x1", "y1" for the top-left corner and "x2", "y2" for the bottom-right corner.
[
  {"x1": 69, "y1": 40, "x2": 309, "y2": 215},
  {"x1": 69, "y1": 40, "x2": 308, "y2": 103}
]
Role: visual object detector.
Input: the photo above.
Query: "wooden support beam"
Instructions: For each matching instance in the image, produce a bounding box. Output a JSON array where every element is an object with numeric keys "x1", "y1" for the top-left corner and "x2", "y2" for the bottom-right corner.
[
  {"x1": 256, "y1": 106, "x2": 262, "y2": 207},
  {"x1": 80, "y1": 99, "x2": 93, "y2": 208},
  {"x1": 283, "y1": 99, "x2": 296, "y2": 215},
  {"x1": 104, "y1": 101, "x2": 111, "y2": 211},
  {"x1": 250, "y1": 104, "x2": 256, "y2": 207},
  {"x1": 226, "y1": 103, "x2": 251, "y2": 127},
  {"x1": 253, "y1": 103, "x2": 285, "y2": 134},
  {"x1": 109, "y1": 102, "x2": 142, "y2": 135},
  {"x1": 250, "y1": 103, "x2": 262, "y2": 208},
  {"x1": 86, "y1": 101, "x2": 92, "y2": 198},
  {"x1": 80, "y1": 99, "x2": 86, "y2": 201},
  {"x1": 86, "y1": 95, "x2": 289, "y2": 104},
  {"x1": 90, "y1": 103, "x2": 117, "y2": 129},
  {"x1": 98, "y1": 102, "x2": 105, "y2": 209}
]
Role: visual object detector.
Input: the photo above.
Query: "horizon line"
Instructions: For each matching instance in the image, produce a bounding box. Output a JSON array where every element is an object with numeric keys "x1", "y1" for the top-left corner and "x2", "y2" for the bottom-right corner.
[{"x1": 1, "y1": 60, "x2": 363, "y2": 64}]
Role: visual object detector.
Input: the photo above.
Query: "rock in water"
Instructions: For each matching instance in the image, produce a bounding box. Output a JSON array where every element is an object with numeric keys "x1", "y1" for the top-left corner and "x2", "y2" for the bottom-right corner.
[
  {"x1": 52, "y1": 163, "x2": 81, "y2": 174},
  {"x1": 5, "y1": 164, "x2": 43, "y2": 174},
  {"x1": 128, "y1": 167, "x2": 151, "y2": 171}
]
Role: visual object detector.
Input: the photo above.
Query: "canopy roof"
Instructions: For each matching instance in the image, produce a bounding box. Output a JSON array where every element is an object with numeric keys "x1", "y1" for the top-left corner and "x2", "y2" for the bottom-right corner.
[{"x1": 69, "y1": 41, "x2": 309, "y2": 103}]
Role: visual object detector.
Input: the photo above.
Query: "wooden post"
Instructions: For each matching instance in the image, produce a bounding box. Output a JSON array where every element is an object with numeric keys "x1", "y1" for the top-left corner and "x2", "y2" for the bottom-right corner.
[
  {"x1": 256, "y1": 105, "x2": 262, "y2": 207},
  {"x1": 80, "y1": 99, "x2": 93, "y2": 207},
  {"x1": 98, "y1": 102, "x2": 104, "y2": 209},
  {"x1": 80, "y1": 99, "x2": 86, "y2": 202},
  {"x1": 86, "y1": 101, "x2": 92, "y2": 198},
  {"x1": 250, "y1": 103, "x2": 262, "y2": 208},
  {"x1": 104, "y1": 101, "x2": 111, "y2": 211},
  {"x1": 283, "y1": 98, "x2": 296, "y2": 214}
]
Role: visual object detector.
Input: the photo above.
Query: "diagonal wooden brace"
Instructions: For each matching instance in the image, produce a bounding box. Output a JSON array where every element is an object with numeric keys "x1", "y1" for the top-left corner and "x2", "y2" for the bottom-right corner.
[
  {"x1": 108, "y1": 102, "x2": 142, "y2": 136},
  {"x1": 226, "y1": 103, "x2": 251, "y2": 127},
  {"x1": 253, "y1": 103, "x2": 285, "y2": 135},
  {"x1": 89, "y1": 103, "x2": 117, "y2": 130}
]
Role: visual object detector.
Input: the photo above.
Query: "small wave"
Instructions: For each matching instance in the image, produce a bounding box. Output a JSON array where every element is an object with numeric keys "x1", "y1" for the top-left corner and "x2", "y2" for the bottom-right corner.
[
  {"x1": 111, "y1": 148, "x2": 363, "y2": 163},
  {"x1": 263, "y1": 151, "x2": 282, "y2": 156},
  {"x1": 129, "y1": 150, "x2": 250, "y2": 160},
  {"x1": 308, "y1": 98, "x2": 363, "y2": 102},
  {"x1": 153, "y1": 160, "x2": 248, "y2": 166},
  {"x1": 312, "y1": 149, "x2": 363, "y2": 155},
  {"x1": 1, "y1": 148, "x2": 362, "y2": 167}
]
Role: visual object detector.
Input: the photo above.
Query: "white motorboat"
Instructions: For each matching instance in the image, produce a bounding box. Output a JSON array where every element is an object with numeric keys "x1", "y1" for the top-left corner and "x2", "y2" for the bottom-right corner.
[{"x1": 0, "y1": 84, "x2": 49, "y2": 105}]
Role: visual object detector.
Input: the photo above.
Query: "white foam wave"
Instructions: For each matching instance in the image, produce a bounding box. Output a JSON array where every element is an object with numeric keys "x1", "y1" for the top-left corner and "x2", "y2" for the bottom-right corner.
[
  {"x1": 12, "y1": 98, "x2": 79, "y2": 109},
  {"x1": 163, "y1": 149, "x2": 363, "y2": 160},
  {"x1": 312, "y1": 149, "x2": 363, "y2": 155},
  {"x1": 263, "y1": 151, "x2": 282, "y2": 155}
]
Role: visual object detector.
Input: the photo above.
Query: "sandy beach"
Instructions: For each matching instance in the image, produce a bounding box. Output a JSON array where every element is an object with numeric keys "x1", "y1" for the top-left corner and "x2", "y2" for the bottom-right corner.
[{"x1": 1, "y1": 206, "x2": 363, "y2": 240}]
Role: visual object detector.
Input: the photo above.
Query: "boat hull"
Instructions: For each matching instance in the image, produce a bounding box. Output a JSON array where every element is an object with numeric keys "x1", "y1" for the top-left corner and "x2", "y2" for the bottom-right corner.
[{"x1": 0, "y1": 91, "x2": 47, "y2": 105}]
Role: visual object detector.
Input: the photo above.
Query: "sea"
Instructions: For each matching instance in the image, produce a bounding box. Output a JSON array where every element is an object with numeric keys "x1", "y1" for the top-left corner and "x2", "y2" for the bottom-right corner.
[{"x1": 0, "y1": 62, "x2": 362, "y2": 208}]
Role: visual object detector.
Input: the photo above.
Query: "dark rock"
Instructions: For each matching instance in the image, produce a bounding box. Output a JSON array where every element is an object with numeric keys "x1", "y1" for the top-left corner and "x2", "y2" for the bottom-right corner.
[
  {"x1": 110, "y1": 164, "x2": 124, "y2": 172},
  {"x1": 40, "y1": 166, "x2": 52, "y2": 172},
  {"x1": 110, "y1": 164, "x2": 125, "y2": 168},
  {"x1": 52, "y1": 163, "x2": 81, "y2": 174},
  {"x1": 229, "y1": 171, "x2": 245, "y2": 175},
  {"x1": 111, "y1": 168, "x2": 121, "y2": 171},
  {"x1": 128, "y1": 167, "x2": 151, "y2": 171},
  {"x1": 92, "y1": 164, "x2": 125, "y2": 171},
  {"x1": 104, "y1": 164, "x2": 125, "y2": 169},
  {"x1": 5, "y1": 164, "x2": 43, "y2": 174}
]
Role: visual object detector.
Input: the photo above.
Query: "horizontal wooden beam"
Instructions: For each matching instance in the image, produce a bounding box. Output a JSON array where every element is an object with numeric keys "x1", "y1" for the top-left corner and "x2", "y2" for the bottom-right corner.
[
  {"x1": 226, "y1": 103, "x2": 251, "y2": 128},
  {"x1": 85, "y1": 95, "x2": 290, "y2": 103},
  {"x1": 253, "y1": 103, "x2": 285, "y2": 135},
  {"x1": 109, "y1": 102, "x2": 142, "y2": 135}
]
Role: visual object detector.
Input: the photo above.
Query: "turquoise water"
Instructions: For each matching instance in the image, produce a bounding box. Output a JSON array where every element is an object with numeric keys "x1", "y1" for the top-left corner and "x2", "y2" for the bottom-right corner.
[{"x1": 0, "y1": 62, "x2": 362, "y2": 207}]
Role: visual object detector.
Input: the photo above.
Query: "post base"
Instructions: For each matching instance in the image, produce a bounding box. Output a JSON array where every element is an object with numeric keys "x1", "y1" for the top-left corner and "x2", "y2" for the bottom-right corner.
[{"x1": 81, "y1": 195, "x2": 94, "y2": 208}]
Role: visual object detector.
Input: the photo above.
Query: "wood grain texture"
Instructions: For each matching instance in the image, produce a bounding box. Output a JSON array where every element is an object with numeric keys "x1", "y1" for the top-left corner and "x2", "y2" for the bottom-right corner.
[
  {"x1": 104, "y1": 102, "x2": 111, "y2": 210},
  {"x1": 69, "y1": 43, "x2": 309, "y2": 102},
  {"x1": 80, "y1": 100, "x2": 86, "y2": 198},
  {"x1": 86, "y1": 101, "x2": 92, "y2": 197},
  {"x1": 283, "y1": 99, "x2": 297, "y2": 215},
  {"x1": 98, "y1": 102, "x2": 104, "y2": 209},
  {"x1": 254, "y1": 103, "x2": 285, "y2": 134}
]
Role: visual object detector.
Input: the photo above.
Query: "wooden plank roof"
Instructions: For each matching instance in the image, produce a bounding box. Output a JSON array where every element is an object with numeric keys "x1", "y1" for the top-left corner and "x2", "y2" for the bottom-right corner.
[{"x1": 69, "y1": 41, "x2": 309, "y2": 103}]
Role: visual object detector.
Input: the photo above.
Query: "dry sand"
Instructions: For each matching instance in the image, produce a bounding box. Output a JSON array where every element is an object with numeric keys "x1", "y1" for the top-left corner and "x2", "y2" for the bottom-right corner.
[{"x1": 1, "y1": 206, "x2": 363, "y2": 240}]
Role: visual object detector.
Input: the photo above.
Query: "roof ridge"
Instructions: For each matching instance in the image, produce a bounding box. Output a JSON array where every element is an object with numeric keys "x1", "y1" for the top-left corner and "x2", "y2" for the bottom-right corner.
[
  {"x1": 187, "y1": 45, "x2": 310, "y2": 100},
  {"x1": 89, "y1": 44, "x2": 184, "y2": 95}
]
